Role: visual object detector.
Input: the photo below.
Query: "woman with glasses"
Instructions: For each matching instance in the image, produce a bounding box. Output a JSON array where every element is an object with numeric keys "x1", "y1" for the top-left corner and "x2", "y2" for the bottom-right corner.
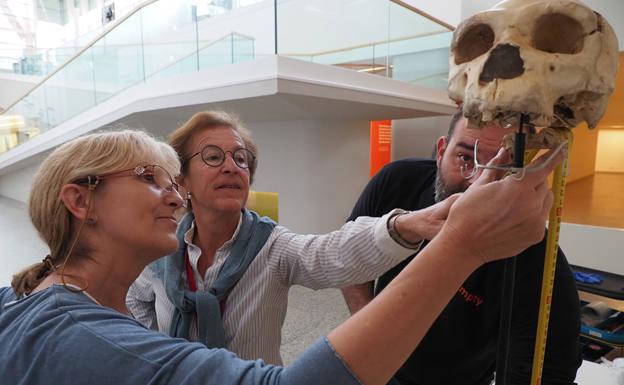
[
  {"x1": 0, "y1": 129, "x2": 559, "y2": 385},
  {"x1": 127, "y1": 111, "x2": 435, "y2": 363},
  {"x1": 125, "y1": 110, "x2": 555, "y2": 365}
]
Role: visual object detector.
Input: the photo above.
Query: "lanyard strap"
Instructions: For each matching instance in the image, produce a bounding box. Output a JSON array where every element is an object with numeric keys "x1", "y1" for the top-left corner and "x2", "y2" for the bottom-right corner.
[
  {"x1": 185, "y1": 251, "x2": 227, "y2": 315},
  {"x1": 185, "y1": 251, "x2": 198, "y2": 292}
]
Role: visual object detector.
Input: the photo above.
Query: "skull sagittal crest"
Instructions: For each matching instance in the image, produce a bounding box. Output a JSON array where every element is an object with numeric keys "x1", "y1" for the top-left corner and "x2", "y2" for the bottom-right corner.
[{"x1": 448, "y1": 0, "x2": 619, "y2": 129}]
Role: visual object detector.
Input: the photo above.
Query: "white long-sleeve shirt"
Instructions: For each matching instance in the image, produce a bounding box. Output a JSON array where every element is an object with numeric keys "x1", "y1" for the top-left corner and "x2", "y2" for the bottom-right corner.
[{"x1": 126, "y1": 211, "x2": 415, "y2": 364}]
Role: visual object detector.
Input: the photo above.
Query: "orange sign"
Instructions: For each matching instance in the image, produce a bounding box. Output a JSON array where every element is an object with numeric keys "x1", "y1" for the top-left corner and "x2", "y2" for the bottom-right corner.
[{"x1": 370, "y1": 120, "x2": 392, "y2": 177}]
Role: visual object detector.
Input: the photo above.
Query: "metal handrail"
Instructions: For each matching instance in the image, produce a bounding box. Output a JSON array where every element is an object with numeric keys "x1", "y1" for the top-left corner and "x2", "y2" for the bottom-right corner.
[
  {"x1": 281, "y1": 30, "x2": 449, "y2": 58},
  {"x1": 390, "y1": 0, "x2": 456, "y2": 31}
]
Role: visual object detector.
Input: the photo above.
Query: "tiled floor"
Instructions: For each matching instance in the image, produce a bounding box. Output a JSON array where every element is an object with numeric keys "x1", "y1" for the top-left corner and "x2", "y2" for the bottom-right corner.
[{"x1": 563, "y1": 172, "x2": 624, "y2": 229}]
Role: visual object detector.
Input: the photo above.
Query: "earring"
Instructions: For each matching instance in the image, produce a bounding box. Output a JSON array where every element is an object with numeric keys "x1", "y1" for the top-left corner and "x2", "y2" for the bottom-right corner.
[
  {"x1": 42, "y1": 255, "x2": 57, "y2": 272},
  {"x1": 186, "y1": 192, "x2": 192, "y2": 199},
  {"x1": 85, "y1": 218, "x2": 96, "y2": 225}
]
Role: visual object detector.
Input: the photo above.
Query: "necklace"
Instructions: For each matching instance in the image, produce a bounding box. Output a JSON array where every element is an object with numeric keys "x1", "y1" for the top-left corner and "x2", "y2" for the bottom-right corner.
[{"x1": 60, "y1": 283, "x2": 102, "y2": 305}]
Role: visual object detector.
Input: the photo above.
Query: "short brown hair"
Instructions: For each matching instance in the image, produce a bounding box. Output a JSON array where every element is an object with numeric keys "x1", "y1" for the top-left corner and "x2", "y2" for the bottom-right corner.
[
  {"x1": 169, "y1": 111, "x2": 258, "y2": 184},
  {"x1": 447, "y1": 108, "x2": 465, "y2": 141}
]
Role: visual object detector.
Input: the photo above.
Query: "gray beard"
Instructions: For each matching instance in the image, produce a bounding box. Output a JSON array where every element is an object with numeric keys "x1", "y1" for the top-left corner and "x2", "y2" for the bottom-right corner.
[{"x1": 434, "y1": 169, "x2": 466, "y2": 203}]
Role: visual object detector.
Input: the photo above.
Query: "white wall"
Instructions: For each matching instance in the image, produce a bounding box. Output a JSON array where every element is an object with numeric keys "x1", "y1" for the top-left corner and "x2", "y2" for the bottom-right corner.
[
  {"x1": 0, "y1": 162, "x2": 40, "y2": 203},
  {"x1": 560, "y1": 223, "x2": 624, "y2": 275},
  {"x1": 0, "y1": 196, "x2": 47, "y2": 286},
  {"x1": 392, "y1": 115, "x2": 452, "y2": 160},
  {"x1": 0, "y1": 73, "x2": 40, "y2": 111},
  {"x1": 596, "y1": 130, "x2": 624, "y2": 173},
  {"x1": 251, "y1": 119, "x2": 370, "y2": 233}
]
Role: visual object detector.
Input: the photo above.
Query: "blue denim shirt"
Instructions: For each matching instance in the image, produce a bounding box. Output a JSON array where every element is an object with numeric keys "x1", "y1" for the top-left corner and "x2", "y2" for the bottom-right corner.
[{"x1": 0, "y1": 285, "x2": 361, "y2": 385}]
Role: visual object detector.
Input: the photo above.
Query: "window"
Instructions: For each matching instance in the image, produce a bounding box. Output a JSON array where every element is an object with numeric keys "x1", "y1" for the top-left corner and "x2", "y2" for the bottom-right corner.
[{"x1": 36, "y1": 0, "x2": 68, "y2": 25}]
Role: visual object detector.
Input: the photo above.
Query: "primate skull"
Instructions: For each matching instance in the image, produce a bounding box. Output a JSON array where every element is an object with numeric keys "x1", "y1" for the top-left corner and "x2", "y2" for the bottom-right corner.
[{"x1": 448, "y1": 0, "x2": 619, "y2": 129}]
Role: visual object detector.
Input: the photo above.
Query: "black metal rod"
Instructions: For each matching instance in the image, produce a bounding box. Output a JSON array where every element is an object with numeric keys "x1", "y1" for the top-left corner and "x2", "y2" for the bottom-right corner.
[
  {"x1": 495, "y1": 113, "x2": 527, "y2": 385},
  {"x1": 514, "y1": 115, "x2": 527, "y2": 168}
]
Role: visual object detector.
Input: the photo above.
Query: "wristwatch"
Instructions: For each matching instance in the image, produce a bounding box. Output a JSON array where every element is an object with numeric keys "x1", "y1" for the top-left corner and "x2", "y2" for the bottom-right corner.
[{"x1": 387, "y1": 209, "x2": 424, "y2": 250}]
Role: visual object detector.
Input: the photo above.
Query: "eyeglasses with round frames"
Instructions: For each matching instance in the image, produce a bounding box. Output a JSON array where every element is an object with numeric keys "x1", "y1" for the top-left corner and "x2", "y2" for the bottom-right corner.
[
  {"x1": 184, "y1": 145, "x2": 255, "y2": 169},
  {"x1": 455, "y1": 143, "x2": 497, "y2": 180},
  {"x1": 458, "y1": 154, "x2": 477, "y2": 179},
  {"x1": 461, "y1": 140, "x2": 567, "y2": 180},
  {"x1": 75, "y1": 165, "x2": 185, "y2": 199}
]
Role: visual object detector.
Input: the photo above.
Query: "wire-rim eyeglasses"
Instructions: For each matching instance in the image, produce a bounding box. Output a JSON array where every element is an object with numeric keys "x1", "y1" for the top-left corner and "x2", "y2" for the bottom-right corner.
[{"x1": 184, "y1": 145, "x2": 255, "y2": 169}]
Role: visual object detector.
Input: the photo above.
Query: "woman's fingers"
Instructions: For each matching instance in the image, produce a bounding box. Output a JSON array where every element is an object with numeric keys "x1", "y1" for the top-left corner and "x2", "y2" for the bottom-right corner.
[
  {"x1": 471, "y1": 147, "x2": 511, "y2": 186},
  {"x1": 542, "y1": 190, "x2": 554, "y2": 219},
  {"x1": 445, "y1": 142, "x2": 566, "y2": 264},
  {"x1": 511, "y1": 146, "x2": 564, "y2": 189}
]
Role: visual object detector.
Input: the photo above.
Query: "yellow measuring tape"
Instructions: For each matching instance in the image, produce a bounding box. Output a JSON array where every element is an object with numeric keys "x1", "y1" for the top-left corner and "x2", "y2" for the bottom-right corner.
[{"x1": 526, "y1": 128, "x2": 574, "y2": 385}]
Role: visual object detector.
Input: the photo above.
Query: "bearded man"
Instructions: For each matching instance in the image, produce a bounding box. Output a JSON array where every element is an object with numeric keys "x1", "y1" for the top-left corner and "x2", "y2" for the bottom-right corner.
[{"x1": 341, "y1": 110, "x2": 581, "y2": 385}]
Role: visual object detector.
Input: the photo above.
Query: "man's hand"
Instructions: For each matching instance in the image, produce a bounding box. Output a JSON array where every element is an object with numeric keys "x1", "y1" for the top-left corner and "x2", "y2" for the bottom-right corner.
[{"x1": 394, "y1": 194, "x2": 461, "y2": 244}]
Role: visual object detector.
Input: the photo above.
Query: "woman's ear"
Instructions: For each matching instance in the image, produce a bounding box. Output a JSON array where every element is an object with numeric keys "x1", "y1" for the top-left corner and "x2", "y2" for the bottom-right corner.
[{"x1": 59, "y1": 184, "x2": 92, "y2": 222}]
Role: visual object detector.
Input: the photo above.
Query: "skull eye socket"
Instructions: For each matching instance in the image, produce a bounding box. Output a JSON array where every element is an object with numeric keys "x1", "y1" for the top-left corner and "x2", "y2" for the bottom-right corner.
[
  {"x1": 453, "y1": 23, "x2": 495, "y2": 65},
  {"x1": 532, "y1": 13, "x2": 585, "y2": 54}
]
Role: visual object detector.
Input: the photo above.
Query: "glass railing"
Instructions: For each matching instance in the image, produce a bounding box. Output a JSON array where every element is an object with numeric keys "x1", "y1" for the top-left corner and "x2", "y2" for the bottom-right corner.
[
  {"x1": 0, "y1": 0, "x2": 453, "y2": 156},
  {"x1": 0, "y1": 47, "x2": 79, "y2": 76},
  {"x1": 277, "y1": 0, "x2": 452, "y2": 89},
  {"x1": 305, "y1": 32, "x2": 452, "y2": 90}
]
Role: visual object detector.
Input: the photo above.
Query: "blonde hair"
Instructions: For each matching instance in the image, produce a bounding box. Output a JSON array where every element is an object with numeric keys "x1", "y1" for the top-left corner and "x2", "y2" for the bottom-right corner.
[
  {"x1": 169, "y1": 110, "x2": 258, "y2": 184},
  {"x1": 11, "y1": 130, "x2": 180, "y2": 297}
]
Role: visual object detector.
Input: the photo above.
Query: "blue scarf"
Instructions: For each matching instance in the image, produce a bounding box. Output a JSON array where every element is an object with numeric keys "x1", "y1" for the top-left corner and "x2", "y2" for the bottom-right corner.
[{"x1": 149, "y1": 209, "x2": 276, "y2": 347}]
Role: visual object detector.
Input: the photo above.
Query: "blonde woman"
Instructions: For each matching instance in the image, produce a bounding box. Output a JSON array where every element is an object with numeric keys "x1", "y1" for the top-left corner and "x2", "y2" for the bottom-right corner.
[{"x1": 0, "y1": 129, "x2": 559, "y2": 385}]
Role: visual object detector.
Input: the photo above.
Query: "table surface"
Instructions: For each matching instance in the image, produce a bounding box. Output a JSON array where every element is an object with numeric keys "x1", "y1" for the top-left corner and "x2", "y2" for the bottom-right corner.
[
  {"x1": 493, "y1": 360, "x2": 622, "y2": 384},
  {"x1": 574, "y1": 359, "x2": 622, "y2": 385}
]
